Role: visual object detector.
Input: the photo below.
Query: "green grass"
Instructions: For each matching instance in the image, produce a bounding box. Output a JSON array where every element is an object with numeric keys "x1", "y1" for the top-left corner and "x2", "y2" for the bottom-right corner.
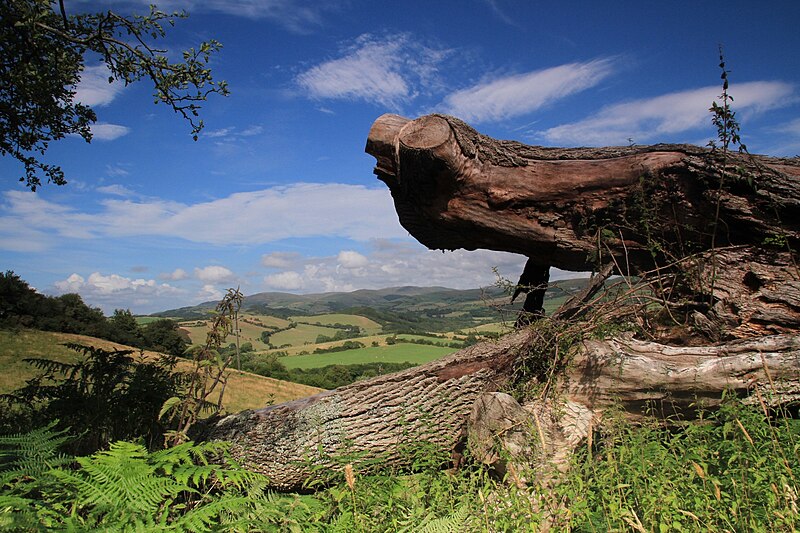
[
  {"x1": 133, "y1": 316, "x2": 168, "y2": 325},
  {"x1": 280, "y1": 343, "x2": 457, "y2": 370},
  {"x1": 269, "y1": 322, "x2": 342, "y2": 347},
  {"x1": 291, "y1": 313, "x2": 383, "y2": 335},
  {"x1": 0, "y1": 330, "x2": 86, "y2": 395}
]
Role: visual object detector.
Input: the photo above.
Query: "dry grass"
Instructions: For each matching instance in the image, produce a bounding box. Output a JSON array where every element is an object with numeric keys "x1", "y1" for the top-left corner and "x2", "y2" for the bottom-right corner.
[{"x1": 0, "y1": 329, "x2": 322, "y2": 413}]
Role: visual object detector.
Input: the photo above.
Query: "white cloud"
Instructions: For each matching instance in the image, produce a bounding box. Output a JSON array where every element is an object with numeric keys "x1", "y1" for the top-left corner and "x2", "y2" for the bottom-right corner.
[
  {"x1": 75, "y1": 64, "x2": 124, "y2": 107},
  {"x1": 261, "y1": 251, "x2": 302, "y2": 269},
  {"x1": 161, "y1": 268, "x2": 189, "y2": 281},
  {"x1": 0, "y1": 184, "x2": 407, "y2": 251},
  {"x1": 194, "y1": 265, "x2": 236, "y2": 283},
  {"x1": 256, "y1": 239, "x2": 582, "y2": 295},
  {"x1": 297, "y1": 34, "x2": 449, "y2": 108},
  {"x1": 53, "y1": 271, "x2": 180, "y2": 313},
  {"x1": 539, "y1": 81, "x2": 795, "y2": 146},
  {"x1": 337, "y1": 250, "x2": 369, "y2": 269},
  {"x1": 441, "y1": 59, "x2": 616, "y2": 123},
  {"x1": 264, "y1": 271, "x2": 305, "y2": 290},
  {"x1": 90, "y1": 123, "x2": 131, "y2": 141},
  {"x1": 197, "y1": 284, "x2": 223, "y2": 302},
  {"x1": 96, "y1": 184, "x2": 136, "y2": 196}
]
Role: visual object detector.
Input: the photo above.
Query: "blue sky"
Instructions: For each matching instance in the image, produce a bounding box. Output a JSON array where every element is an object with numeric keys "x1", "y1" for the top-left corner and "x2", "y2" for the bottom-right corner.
[{"x1": 2, "y1": 0, "x2": 799, "y2": 314}]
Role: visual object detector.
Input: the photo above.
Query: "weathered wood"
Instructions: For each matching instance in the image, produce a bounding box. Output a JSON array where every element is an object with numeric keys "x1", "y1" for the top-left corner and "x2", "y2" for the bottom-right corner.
[
  {"x1": 208, "y1": 321, "x2": 800, "y2": 490},
  {"x1": 366, "y1": 113, "x2": 800, "y2": 274},
  {"x1": 207, "y1": 331, "x2": 525, "y2": 490}
]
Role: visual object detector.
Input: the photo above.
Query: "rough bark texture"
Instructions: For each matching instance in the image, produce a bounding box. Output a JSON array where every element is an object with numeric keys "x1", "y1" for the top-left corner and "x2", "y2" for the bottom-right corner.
[
  {"x1": 206, "y1": 115, "x2": 800, "y2": 491},
  {"x1": 366, "y1": 113, "x2": 800, "y2": 273},
  {"x1": 207, "y1": 332, "x2": 524, "y2": 490},
  {"x1": 207, "y1": 322, "x2": 800, "y2": 490}
]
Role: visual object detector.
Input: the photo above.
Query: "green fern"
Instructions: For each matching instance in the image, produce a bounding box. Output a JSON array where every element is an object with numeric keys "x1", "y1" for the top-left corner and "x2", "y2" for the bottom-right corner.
[
  {"x1": 0, "y1": 424, "x2": 323, "y2": 531},
  {"x1": 399, "y1": 504, "x2": 473, "y2": 533},
  {"x1": 0, "y1": 420, "x2": 73, "y2": 487}
]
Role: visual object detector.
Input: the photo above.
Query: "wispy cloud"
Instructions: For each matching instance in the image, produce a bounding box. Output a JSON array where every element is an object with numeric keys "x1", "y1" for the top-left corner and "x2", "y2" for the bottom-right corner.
[
  {"x1": 296, "y1": 34, "x2": 450, "y2": 108},
  {"x1": 0, "y1": 183, "x2": 406, "y2": 250},
  {"x1": 204, "y1": 125, "x2": 263, "y2": 140},
  {"x1": 441, "y1": 59, "x2": 617, "y2": 123},
  {"x1": 91, "y1": 123, "x2": 131, "y2": 141},
  {"x1": 199, "y1": 0, "x2": 341, "y2": 32},
  {"x1": 89, "y1": 0, "x2": 343, "y2": 33},
  {"x1": 105, "y1": 165, "x2": 131, "y2": 178},
  {"x1": 75, "y1": 64, "x2": 124, "y2": 107},
  {"x1": 539, "y1": 81, "x2": 795, "y2": 146},
  {"x1": 96, "y1": 184, "x2": 137, "y2": 197},
  {"x1": 481, "y1": 0, "x2": 520, "y2": 27}
]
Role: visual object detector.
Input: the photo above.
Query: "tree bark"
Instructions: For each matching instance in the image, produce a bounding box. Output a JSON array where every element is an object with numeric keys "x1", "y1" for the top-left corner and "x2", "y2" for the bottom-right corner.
[
  {"x1": 205, "y1": 115, "x2": 800, "y2": 491},
  {"x1": 207, "y1": 321, "x2": 800, "y2": 490},
  {"x1": 365, "y1": 113, "x2": 800, "y2": 274}
]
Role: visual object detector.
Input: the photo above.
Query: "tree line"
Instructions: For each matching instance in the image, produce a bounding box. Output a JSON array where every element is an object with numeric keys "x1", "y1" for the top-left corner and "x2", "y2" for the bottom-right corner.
[{"x1": 0, "y1": 271, "x2": 188, "y2": 355}]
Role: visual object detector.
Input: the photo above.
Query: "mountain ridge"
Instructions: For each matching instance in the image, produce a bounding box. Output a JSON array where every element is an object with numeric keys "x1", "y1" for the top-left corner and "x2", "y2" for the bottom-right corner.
[{"x1": 150, "y1": 280, "x2": 588, "y2": 319}]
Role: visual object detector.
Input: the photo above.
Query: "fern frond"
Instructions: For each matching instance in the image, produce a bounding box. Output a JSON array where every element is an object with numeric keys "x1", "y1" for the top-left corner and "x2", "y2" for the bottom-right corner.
[
  {"x1": 399, "y1": 504, "x2": 473, "y2": 533},
  {"x1": 0, "y1": 421, "x2": 74, "y2": 486},
  {"x1": 53, "y1": 441, "x2": 193, "y2": 517}
]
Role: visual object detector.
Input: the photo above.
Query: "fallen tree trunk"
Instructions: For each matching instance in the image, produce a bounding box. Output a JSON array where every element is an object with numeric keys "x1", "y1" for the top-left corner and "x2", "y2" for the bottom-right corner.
[
  {"x1": 207, "y1": 320, "x2": 800, "y2": 490},
  {"x1": 366, "y1": 113, "x2": 800, "y2": 274},
  {"x1": 206, "y1": 115, "x2": 800, "y2": 491}
]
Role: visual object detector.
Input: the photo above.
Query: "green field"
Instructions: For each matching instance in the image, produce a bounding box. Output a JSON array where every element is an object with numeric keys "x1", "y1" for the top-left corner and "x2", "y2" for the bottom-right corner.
[
  {"x1": 269, "y1": 323, "x2": 342, "y2": 347},
  {"x1": 134, "y1": 316, "x2": 169, "y2": 325},
  {"x1": 280, "y1": 343, "x2": 457, "y2": 370},
  {"x1": 291, "y1": 313, "x2": 383, "y2": 335},
  {"x1": 242, "y1": 314, "x2": 293, "y2": 329}
]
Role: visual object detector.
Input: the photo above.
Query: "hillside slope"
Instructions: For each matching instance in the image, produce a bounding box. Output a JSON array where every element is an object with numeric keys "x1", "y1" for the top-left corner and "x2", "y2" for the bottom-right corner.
[{"x1": 0, "y1": 329, "x2": 323, "y2": 414}]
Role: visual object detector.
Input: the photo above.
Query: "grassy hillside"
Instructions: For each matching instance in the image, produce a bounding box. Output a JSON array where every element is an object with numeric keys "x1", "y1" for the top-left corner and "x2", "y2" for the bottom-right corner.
[{"x1": 0, "y1": 329, "x2": 323, "y2": 413}]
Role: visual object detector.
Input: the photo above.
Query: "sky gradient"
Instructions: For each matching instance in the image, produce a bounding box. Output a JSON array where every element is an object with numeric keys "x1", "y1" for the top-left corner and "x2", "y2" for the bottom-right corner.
[{"x1": 2, "y1": 0, "x2": 799, "y2": 313}]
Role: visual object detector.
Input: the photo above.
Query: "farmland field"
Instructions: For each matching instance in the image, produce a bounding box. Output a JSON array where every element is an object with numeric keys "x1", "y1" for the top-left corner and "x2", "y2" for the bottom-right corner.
[
  {"x1": 279, "y1": 343, "x2": 457, "y2": 370},
  {"x1": 291, "y1": 313, "x2": 383, "y2": 335},
  {"x1": 269, "y1": 323, "x2": 342, "y2": 347}
]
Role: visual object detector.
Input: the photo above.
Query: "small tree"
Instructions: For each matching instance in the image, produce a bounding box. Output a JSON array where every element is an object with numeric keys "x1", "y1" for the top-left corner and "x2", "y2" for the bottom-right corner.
[
  {"x1": 161, "y1": 288, "x2": 243, "y2": 446},
  {"x1": 108, "y1": 309, "x2": 144, "y2": 346},
  {"x1": 141, "y1": 318, "x2": 188, "y2": 356}
]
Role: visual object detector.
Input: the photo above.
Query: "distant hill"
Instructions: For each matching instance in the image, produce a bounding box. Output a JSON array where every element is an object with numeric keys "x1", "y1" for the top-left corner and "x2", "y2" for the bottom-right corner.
[{"x1": 152, "y1": 280, "x2": 588, "y2": 321}]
